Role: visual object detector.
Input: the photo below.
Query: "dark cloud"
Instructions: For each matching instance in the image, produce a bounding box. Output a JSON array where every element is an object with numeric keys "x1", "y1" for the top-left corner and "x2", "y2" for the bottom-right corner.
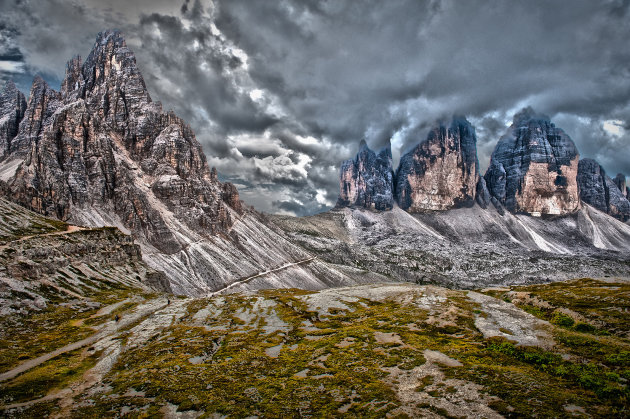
[{"x1": 1, "y1": 0, "x2": 629, "y2": 215}]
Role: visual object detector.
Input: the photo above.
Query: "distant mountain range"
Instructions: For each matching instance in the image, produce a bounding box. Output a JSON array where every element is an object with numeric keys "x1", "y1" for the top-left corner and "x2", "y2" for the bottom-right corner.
[
  {"x1": 1, "y1": 30, "x2": 629, "y2": 296},
  {"x1": 337, "y1": 110, "x2": 629, "y2": 222}
]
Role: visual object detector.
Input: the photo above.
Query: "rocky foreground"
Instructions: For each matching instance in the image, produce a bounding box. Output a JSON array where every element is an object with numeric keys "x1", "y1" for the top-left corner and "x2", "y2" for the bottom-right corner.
[{"x1": 0, "y1": 202, "x2": 628, "y2": 418}]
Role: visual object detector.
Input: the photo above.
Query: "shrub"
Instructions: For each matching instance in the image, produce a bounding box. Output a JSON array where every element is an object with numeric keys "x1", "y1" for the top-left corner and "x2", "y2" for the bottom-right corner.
[
  {"x1": 551, "y1": 312, "x2": 575, "y2": 327},
  {"x1": 573, "y1": 322, "x2": 596, "y2": 333}
]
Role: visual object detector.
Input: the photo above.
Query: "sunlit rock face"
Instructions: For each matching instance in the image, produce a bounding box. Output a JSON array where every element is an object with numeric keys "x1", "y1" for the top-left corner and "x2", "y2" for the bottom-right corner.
[
  {"x1": 0, "y1": 30, "x2": 243, "y2": 254},
  {"x1": 578, "y1": 159, "x2": 630, "y2": 222},
  {"x1": 0, "y1": 81, "x2": 27, "y2": 160},
  {"x1": 484, "y1": 108, "x2": 580, "y2": 216},
  {"x1": 395, "y1": 117, "x2": 479, "y2": 212},
  {"x1": 337, "y1": 140, "x2": 394, "y2": 211}
]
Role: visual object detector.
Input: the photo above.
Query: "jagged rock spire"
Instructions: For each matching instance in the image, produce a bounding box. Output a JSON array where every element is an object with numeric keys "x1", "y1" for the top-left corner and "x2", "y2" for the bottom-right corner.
[
  {"x1": 0, "y1": 80, "x2": 27, "y2": 159},
  {"x1": 396, "y1": 117, "x2": 479, "y2": 212},
  {"x1": 0, "y1": 30, "x2": 243, "y2": 257},
  {"x1": 337, "y1": 140, "x2": 394, "y2": 211},
  {"x1": 484, "y1": 108, "x2": 580, "y2": 216},
  {"x1": 578, "y1": 159, "x2": 630, "y2": 221}
]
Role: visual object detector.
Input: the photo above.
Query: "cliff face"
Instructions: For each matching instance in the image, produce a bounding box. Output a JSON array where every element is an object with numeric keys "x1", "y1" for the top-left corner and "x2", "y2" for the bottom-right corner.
[
  {"x1": 577, "y1": 159, "x2": 630, "y2": 222},
  {"x1": 396, "y1": 118, "x2": 479, "y2": 212},
  {"x1": 337, "y1": 140, "x2": 394, "y2": 211},
  {"x1": 0, "y1": 81, "x2": 27, "y2": 160},
  {"x1": 0, "y1": 31, "x2": 242, "y2": 256},
  {"x1": 577, "y1": 159, "x2": 609, "y2": 213},
  {"x1": 614, "y1": 174, "x2": 627, "y2": 198},
  {"x1": 484, "y1": 108, "x2": 580, "y2": 216}
]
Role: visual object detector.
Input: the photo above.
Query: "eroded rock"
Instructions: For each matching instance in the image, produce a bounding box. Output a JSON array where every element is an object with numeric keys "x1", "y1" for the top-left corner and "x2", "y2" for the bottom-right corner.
[
  {"x1": 485, "y1": 107, "x2": 580, "y2": 215},
  {"x1": 0, "y1": 81, "x2": 27, "y2": 160},
  {"x1": 0, "y1": 30, "x2": 243, "y2": 253},
  {"x1": 396, "y1": 117, "x2": 479, "y2": 212},
  {"x1": 337, "y1": 140, "x2": 394, "y2": 210},
  {"x1": 578, "y1": 158, "x2": 630, "y2": 221}
]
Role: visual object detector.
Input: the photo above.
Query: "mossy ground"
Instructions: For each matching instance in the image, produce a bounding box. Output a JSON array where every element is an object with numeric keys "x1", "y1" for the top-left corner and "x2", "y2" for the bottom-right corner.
[
  {"x1": 0, "y1": 285, "x2": 142, "y2": 374},
  {"x1": 0, "y1": 347, "x2": 102, "y2": 405},
  {"x1": 1, "y1": 279, "x2": 628, "y2": 418}
]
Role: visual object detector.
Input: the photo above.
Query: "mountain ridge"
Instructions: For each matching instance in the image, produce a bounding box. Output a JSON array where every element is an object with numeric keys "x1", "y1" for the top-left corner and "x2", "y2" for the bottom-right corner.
[
  {"x1": 0, "y1": 30, "x2": 376, "y2": 296},
  {"x1": 1, "y1": 30, "x2": 629, "y2": 297}
]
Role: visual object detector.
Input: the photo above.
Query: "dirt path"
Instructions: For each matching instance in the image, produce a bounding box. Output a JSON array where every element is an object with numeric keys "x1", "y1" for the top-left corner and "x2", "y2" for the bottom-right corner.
[
  {"x1": 207, "y1": 256, "x2": 318, "y2": 297},
  {"x1": 0, "y1": 225, "x2": 86, "y2": 250},
  {"x1": 0, "y1": 298, "x2": 165, "y2": 383}
]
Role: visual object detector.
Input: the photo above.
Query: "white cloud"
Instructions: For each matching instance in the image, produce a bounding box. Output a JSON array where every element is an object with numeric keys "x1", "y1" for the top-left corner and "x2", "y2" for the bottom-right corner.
[
  {"x1": 602, "y1": 120, "x2": 624, "y2": 137},
  {"x1": 0, "y1": 61, "x2": 25, "y2": 73}
]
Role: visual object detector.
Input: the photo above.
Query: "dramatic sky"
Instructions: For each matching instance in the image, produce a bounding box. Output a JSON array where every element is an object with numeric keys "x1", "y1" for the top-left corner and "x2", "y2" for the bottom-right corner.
[{"x1": 1, "y1": 0, "x2": 629, "y2": 215}]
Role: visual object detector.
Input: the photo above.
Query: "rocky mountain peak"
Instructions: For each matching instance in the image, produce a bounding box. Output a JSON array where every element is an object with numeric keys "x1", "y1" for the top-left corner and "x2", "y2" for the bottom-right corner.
[
  {"x1": 512, "y1": 106, "x2": 551, "y2": 126},
  {"x1": 578, "y1": 159, "x2": 630, "y2": 221},
  {"x1": 484, "y1": 108, "x2": 580, "y2": 215},
  {"x1": 61, "y1": 30, "x2": 152, "y2": 117},
  {"x1": 8, "y1": 76, "x2": 62, "y2": 158},
  {"x1": 0, "y1": 30, "x2": 243, "y2": 268},
  {"x1": 395, "y1": 117, "x2": 479, "y2": 212},
  {"x1": 0, "y1": 80, "x2": 27, "y2": 159},
  {"x1": 337, "y1": 140, "x2": 394, "y2": 211}
]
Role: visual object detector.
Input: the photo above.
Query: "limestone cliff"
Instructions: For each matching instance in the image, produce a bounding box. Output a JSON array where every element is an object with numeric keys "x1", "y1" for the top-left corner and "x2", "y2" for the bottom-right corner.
[
  {"x1": 484, "y1": 108, "x2": 580, "y2": 216},
  {"x1": 0, "y1": 81, "x2": 27, "y2": 161},
  {"x1": 614, "y1": 173, "x2": 627, "y2": 198},
  {"x1": 337, "y1": 140, "x2": 394, "y2": 211},
  {"x1": 577, "y1": 159, "x2": 630, "y2": 222},
  {"x1": 395, "y1": 117, "x2": 479, "y2": 212}
]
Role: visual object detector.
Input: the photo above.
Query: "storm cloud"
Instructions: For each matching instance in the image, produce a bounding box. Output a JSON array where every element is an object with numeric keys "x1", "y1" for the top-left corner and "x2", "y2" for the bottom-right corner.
[{"x1": 1, "y1": 0, "x2": 629, "y2": 215}]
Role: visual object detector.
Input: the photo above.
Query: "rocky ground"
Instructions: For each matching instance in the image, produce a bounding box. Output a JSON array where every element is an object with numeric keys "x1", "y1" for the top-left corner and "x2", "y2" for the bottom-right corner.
[
  {"x1": 1, "y1": 277, "x2": 628, "y2": 418},
  {"x1": 271, "y1": 204, "x2": 630, "y2": 289}
]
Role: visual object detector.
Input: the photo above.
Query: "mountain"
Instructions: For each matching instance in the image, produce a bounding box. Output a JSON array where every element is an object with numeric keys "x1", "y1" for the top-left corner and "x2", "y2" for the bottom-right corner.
[
  {"x1": 337, "y1": 140, "x2": 394, "y2": 210},
  {"x1": 337, "y1": 117, "x2": 480, "y2": 213},
  {"x1": 578, "y1": 159, "x2": 630, "y2": 222},
  {"x1": 322, "y1": 109, "x2": 630, "y2": 287},
  {"x1": 0, "y1": 31, "x2": 376, "y2": 296},
  {"x1": 484, "y1": 108, "x2": 580, "y2": 216},
  {"x1": 0, "y1": 81, "x2": 26, "y2": 162},
  {"x1": 396, "y1": 117, "x2": 479, "y2": 212},
  {"x1": 0, "y1": 196, "x2": 170, "y2": 317}
]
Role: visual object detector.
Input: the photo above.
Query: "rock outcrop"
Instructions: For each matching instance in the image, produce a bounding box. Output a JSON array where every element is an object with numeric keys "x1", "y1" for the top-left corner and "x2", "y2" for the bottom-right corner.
[
  {"x1": 577, "y1": 159, "x2": 609, "y2": 213},
  {"x1": 337, "y1": 140, "x2": 394, "y2": 210},
  {"x1": 0, "y1": 81, "x2": 27, "y2": 160},
  {"x1": 484, "y1": 108, "x2": 580, "y2": 216},
  {"x1": 577, "y1": 159, "x2": 630, "y2": 222},
  {"x1": 614, "y1": 173, "x2": 627, "y2": 198},
  {"x1": 0, "y1": 30, "x2": 242, "y2": 256},
  {"x1": 475, "y1": 177, "x2": 491, "y2": 209},
  {"x1": 395, "y1": 117, "x2": 479, "y2": 212}
]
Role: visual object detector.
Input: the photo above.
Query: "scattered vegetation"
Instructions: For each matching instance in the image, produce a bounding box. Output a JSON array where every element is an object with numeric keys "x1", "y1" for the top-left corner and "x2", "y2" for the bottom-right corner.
[{"x1": 1, "y1": 278, "x2": 627, "y2": 418}]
